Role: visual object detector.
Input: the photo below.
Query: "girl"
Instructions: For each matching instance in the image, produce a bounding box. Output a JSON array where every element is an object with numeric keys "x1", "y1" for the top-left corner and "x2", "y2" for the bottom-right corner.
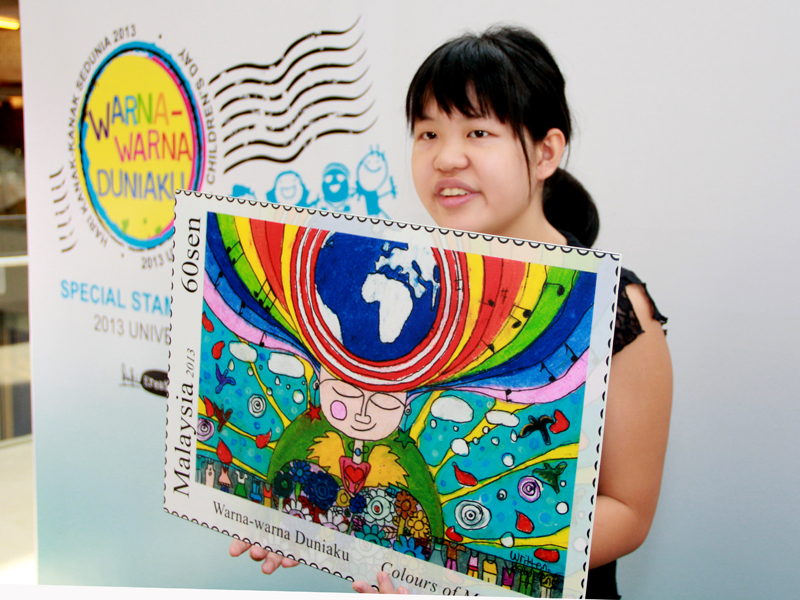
[{"x1": 231, "y1": 25, "x2": 672, "y2": 599}]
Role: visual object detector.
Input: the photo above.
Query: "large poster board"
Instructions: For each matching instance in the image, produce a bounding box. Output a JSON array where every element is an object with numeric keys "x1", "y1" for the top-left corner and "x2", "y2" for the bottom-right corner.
[
  {"x1": 165, "y1": 191, "x2": 620, "y2": 597},
  {"x1": 22, "y1": 2, "x2": 428, "y2": 589}
]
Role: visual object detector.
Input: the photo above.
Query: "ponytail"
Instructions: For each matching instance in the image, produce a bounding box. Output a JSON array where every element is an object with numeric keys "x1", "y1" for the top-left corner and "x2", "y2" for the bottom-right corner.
[{"x1": 543, "y1": 168, "x2": 600, "y2": 247}]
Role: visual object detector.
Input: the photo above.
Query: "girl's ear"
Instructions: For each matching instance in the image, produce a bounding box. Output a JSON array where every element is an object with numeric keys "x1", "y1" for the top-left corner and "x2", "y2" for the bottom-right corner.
[{"x1": 534, "y1": 128, "x2": 566, "y2": 182}]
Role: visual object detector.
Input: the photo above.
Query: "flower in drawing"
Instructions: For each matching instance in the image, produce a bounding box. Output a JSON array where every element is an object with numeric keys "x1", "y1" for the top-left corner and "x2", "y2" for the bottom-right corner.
[
  {"x1": 305, "y1": 470, "x2": 338, "y2": 511},
  {"x1": 363, "y1": 489, "x2": 394, "y2": 526},
  {"x1": 288, "y1": 460, "x2": 312, "y2": 485},
  {"x1": 385, "y1": 485, "x2": 400, "y2": 498},
  {"x1": 272, "y1": 471, "x2": 294, "y2": 499},
  {"x1": 284, "y1": 498, "x2": 311, "y2": 521},
  {"x1": 356, "y1": 523, "x2": 391, "y2": 548},
  {"x1": 395, "y1": 490, "x2": 416, "y2": 520},
  {"x1": 406, "y1": 510, "x2": 431, "y2": 539},
  {"x1": 320, "y1": 509, "x2": 348, "y2": 533},
  {"x1": 350, "y1": 493, "x2": 366, "y2": 514},
  {"x1": 336, "y1": 489, "x2": 350, "y2": 507},
  {"x1": 350, "y1": 515, "x2": 365, "y2": 533},
  {"x1": 393, "y1": 536, "x2": 426, "y2": 559}
]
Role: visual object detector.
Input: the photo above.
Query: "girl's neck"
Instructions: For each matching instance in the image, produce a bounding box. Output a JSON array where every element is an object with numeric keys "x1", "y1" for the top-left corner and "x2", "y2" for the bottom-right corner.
[{"x1": 498, "y1": 187, "x2": 568, "y2": 245}]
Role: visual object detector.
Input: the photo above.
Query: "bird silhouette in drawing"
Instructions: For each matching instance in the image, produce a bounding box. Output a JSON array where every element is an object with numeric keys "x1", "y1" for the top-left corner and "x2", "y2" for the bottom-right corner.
[
  {"x1": 204, "y1": 396, "x2": 233, "y2": 431},
  {"x1": 215, "y1": 363, "x2": 235, "y2": 394},
  {"x1": 519, "y1": 414, "x2": 555, "y2": 445}
]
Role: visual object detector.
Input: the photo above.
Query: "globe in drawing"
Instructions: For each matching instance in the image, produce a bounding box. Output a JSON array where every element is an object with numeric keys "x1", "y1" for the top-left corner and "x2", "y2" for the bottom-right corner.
[{"x1": 314, "y1": 233, "x2": 441, "y2": 362}]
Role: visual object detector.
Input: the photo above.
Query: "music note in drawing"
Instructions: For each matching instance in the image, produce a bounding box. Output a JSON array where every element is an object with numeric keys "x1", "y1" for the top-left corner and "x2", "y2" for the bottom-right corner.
[
  {"x1": 540, "y1": 363, "x2": 556, "y2": 382},
  {"x1": 546, "y1": 282, "x2": 565, "y2": 296},
  {"x1": 226, "y1": 241, "x2": 242, "y2": 253},
  {"x1": 509, "y1": 304, "x2": 532, "y2": 328},
  {"x1": 259, "y1": 332, "x2": 267, "y2": 347},
  {"x1": 513, "y1": 304, "x2": 532, "y2": 319},
  {"x1": 481, "y1": 339, "x2": 496, "y2": 353},
  {"x1": 504, "y1": 388, "x2": 513, "y2": 400},
  {"x1": 565, "y1": 343, "x2": 578, "y2": 362},
  {"x1": 213, "y1": 270, "x2": 223, "y2": 287},
  {"x1": 480, "y1": 297, "x2": 496, "y2": 309},
  {"x1": 238, "y1": 300, "x2": 246, "y2": 316}
]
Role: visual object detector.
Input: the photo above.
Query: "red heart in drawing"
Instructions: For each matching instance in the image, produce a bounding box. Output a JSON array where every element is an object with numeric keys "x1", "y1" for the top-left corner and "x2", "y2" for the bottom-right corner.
[
  {"x1": 202, "y1": 312, "x2": 214, "y2": 333},
  {"x1": 549, "y1": 410, "x2": 570, "y2": 434},
  {"x1": 515, "y1": 511, "x2": 534, "y2": 534},
  {"x1": 339, "y1": 456, "x2": 371, "y2": 495},
  {"x1": 203, "y1": 397, "x2": 215, "y2": 418},
  {"x1": 534, "y1": 549, "x2": 560, "y2": 563},
  {"x1": 216, "y1": 439, "x2": 232, "y2": 465},
  {"x1": 255, "y1": 432, "x2": 271, "y2": 449},
  {"x1": 345, "y1": 466, "x2": 365, "y2": 483}
]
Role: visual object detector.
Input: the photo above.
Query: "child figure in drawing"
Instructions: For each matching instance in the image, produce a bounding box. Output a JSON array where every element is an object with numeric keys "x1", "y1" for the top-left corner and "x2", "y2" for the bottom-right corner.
[{"x1": 227, "y1": 24, "x2": 671, "y2": 599}]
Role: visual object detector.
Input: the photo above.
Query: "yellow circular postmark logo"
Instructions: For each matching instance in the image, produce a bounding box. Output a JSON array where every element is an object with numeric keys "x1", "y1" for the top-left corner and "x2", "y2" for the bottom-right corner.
[{"x1": 77, "y1": 42, "x2": 204, "y2": 249}]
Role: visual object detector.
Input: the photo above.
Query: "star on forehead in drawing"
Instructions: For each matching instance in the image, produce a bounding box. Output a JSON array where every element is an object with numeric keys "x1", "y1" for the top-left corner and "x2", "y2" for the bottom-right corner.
[{"x1": 307, "y1": 404, "x2": 322, "y2": 422}]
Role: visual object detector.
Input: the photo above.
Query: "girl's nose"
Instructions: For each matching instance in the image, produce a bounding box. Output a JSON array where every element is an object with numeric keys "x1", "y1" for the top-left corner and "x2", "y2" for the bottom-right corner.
[{"x1": 433, "y1": 139, "x2": 469, "y2": 172}]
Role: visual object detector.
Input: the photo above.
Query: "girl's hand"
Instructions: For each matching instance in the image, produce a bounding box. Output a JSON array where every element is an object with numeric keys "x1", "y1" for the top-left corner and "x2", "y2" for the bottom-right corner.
[
  {"x1": 353, "y1": 571, "x2": 410, "y2": 594},
  {"x1": 229, "y1": 539, "x2": 299, "y2": 574}
]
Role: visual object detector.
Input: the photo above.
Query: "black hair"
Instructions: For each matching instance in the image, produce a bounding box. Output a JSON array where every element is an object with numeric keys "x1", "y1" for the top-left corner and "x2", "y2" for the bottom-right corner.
[{"x1": 405, "y1": 25, "x2": 599, "y2": 246}]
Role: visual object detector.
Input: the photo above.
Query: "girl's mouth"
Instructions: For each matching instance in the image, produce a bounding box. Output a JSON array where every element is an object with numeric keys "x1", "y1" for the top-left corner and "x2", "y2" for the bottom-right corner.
[
  {"x1": 440, "y1": 187, "x2": 469, "y2": 197},
  {"x1": 436, "y1": 181, "x2": 477, "y2": 207}
]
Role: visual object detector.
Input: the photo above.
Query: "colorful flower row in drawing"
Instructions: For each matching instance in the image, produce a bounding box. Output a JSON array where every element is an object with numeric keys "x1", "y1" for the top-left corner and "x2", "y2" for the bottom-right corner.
[{"x1": 271, "y1": 460, "x2": 434, "y2": 560}]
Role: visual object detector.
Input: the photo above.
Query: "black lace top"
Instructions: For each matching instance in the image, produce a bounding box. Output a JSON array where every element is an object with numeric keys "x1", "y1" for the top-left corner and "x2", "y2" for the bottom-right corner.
[
  {"x1": 614, "y1": 268, "x2": 669, "y2": 354},
  {"x1": 561, "y1": 232, "x2": 668, "y2": 599}
]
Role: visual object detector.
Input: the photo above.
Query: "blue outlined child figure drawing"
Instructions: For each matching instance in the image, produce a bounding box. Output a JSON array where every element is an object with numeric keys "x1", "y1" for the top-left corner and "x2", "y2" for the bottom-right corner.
[
  {"x1": 232, "y1": 147, "x2": 396, "y2": 217},
  {"x1": 266, "y1": 171, "x2": 312, "y2": 207},
  {"x1": 355, "y1": 146, "x2": 395, "y2": 218},
  {"x1": 316, "y1": 162, "x2": 353, "y2": 212}
]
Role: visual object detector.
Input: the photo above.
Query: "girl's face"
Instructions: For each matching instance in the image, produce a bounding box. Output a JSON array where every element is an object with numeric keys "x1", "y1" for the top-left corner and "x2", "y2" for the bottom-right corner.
[{"x1": 411, "y1": 100, "x2": 543, "y2": 239}]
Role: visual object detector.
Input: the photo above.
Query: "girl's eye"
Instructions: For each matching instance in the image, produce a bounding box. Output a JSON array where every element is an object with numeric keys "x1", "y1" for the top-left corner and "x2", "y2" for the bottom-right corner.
[
  {"x1": 419, "y1": 131, "x2": 436, "y2": 141},
  {"x1": 469, "y1": 130, "x2": 489, "y2": 138}
]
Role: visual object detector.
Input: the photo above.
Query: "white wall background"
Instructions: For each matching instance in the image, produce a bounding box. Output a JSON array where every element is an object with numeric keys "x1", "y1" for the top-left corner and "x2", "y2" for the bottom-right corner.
[
  {"x1": 21, "y1": 1, "x2": 800, "y2": 598},
  {"x1": 490, "y1": 3, "x2": 800, "y2": 598}
]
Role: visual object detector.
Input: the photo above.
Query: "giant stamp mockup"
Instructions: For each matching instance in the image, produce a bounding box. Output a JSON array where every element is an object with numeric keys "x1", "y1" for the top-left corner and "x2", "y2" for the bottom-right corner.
[{"x1": 165, "y1": 191, "x2": 620, "y2": 598}]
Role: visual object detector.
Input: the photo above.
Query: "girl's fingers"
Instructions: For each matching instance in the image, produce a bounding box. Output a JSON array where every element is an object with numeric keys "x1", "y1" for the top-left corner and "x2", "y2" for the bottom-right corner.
[
  {"x1": 229, "y1": 540, "x2": 252, "y2": 557},
  {"x1": 248, "y1": 545, "x2": 268, "y2": 561},
  {"x1": 377, "y1": 572, "x2": 397, "y2": 594},
  {"x1": 352, "y1": 580, "x2": 378, "y2": 594},
  {"x1": 261, "y1": 552, "x2": 284, "y2": 575},
  {"x1": 281, "y1": 557, "x2": 300, "y2": 568}
]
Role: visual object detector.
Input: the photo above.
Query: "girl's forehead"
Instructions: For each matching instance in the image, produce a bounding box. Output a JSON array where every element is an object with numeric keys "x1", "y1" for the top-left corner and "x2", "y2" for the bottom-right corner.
[{"x1": 416, "y1": 98, "x2": 497, "y2": 123}]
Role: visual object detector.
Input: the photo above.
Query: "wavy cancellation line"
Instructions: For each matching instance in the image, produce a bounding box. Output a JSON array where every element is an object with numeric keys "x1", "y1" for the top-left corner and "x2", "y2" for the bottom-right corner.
[
  {"x1": 208, "y1": 18, "x2": 361, "y2": 85},
  {"x1": 218, "y1": 54, "x2": 368, "y2": 111},
  {"x1": 212, "y1": 37, "x2": 365, "y2": 99},
  {"x1": 222, "y1": 122, "x2": 376, "y2": 172},
  {"x1": 211, "y1": 19, "x2": 373, "y2": 170},
  {"x1": 219, "y1": 74, "x2": 370, "y2": 128},
  {"x1": 224, "y1": 105, "x2": 375, "y2": 156}
]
